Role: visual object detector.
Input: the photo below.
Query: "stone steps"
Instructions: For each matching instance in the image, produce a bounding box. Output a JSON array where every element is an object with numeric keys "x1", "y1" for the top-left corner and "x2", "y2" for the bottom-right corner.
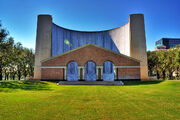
[{"x1": 58, "y1": 81, "x2": 124, "y2": 85}]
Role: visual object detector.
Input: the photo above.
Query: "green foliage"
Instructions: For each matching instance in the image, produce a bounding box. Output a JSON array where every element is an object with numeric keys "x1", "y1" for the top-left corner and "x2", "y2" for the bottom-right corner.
[
  {"x1": 147, "y1": 51, "x2": 158, "y2": 76},
  {"x1": 0, "y1": 21, "x2": 35, "y2": 80},
  {"x1": 147, "y1": 46, "x2": 180, "y2": 80}
]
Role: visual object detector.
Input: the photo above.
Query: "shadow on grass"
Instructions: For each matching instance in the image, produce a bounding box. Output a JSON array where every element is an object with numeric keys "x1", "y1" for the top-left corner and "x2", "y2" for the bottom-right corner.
[
  {"x1": 0, "y1": 80, "x2": 51, "y2": 91},
  {"x1": 123, "y1": 80, "x2": 164, "y2": 86}
]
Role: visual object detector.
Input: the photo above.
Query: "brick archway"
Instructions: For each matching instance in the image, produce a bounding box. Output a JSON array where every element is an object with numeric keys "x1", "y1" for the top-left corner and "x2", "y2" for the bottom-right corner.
[{"x1": 41, "y1": 44, "x2": 140, "y2": 80}]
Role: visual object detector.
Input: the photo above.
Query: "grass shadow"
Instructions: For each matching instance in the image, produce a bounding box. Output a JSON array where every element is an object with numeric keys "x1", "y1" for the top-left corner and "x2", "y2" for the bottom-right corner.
[
  {"x1": 0, "y1": 80, "x2": 51, "y2": 91},
  {"x1": 123, "y1": 80, "x2": 164, "y2": 86}
]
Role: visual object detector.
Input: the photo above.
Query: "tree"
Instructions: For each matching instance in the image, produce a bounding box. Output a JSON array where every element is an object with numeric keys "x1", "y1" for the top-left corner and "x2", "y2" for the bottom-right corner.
[
  {"x1": 167, "y1": 45, "x2": 180, "y2": 79},
  {"x1": 147, "y1": 51, "x2": 158, "y2": 76},
  {"x1": 2, "y1": 37, "x2": 14, "y2": 80},
  {"x1": 14, "y1": 42, "x2": 24, "y2": 80},
  {"x1": 157, "y1": 51, "x2": 169, "y2": 79},
  {"x1": 147, "y1": 45, "x2": 180, "y2": 80},
  {"x1": 0, "y1": 22, "x2": 14, "y2": 80},
  {"x1": 0, "y1": 21, "x2": 35, "y2": 80},
  {"x1": 13, "y1": 44, "x2": 35, "y2": 80},
  {"x1": 25, "y1": 48, "x2": 35, "y2": 77}
]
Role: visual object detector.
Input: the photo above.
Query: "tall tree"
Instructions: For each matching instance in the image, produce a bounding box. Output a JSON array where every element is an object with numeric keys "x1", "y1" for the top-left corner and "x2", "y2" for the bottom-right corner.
[
  {"x1": 168, "y1": 45, "x2": 180, "y2": 79},
  {"x1": 0, "y1": 21, "x2": 35, "y2": 80},
  {"x1": 0, "y1": 22, "x2": 14, "y2": 80},
  {"x1": 25, "y1": 48, "x2": 35, "y2": 77},
  {"x1": 14, "y1": 42, "x2": 24, "y2": 80},
  {"x1": 156, "y1": 51, "x2": 168, "y2": 79}
]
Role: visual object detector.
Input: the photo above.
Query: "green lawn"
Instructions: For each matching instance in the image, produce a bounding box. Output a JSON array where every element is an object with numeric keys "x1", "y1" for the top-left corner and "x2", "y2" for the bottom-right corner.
[{"x1": 0, "y1": 80, "x2": 179, "y2": 120}]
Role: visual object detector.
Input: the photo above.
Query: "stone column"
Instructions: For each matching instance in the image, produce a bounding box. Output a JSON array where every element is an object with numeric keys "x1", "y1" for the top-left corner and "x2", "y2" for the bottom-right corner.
[
  {"x1": 64, "y1": 67, "x2": 67, "y2": 80},
  {"x1": 82, "y1": 67, "x2": 85, "y2": 80},
  {"x1": 34, "y1": 15, "x2": 52, "y2": 80},
  {"x1": 129, "y1": 14, "x2": 148, "y2": 80},
  {"x1": 114, "y1": 67, "x2": 117, "y2": 80},
  {"x1": 101, "y1": 67, "x2": 103, "y2": 80},
  {"x1": 96, "y1": 68, "x2": 99, "y2": 79},
  {"x1": 78, "y1": 67, "x2": 81, "y2": 79}
]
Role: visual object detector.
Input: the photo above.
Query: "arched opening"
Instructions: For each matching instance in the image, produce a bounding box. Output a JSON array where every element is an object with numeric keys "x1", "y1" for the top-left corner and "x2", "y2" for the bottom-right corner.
[
  {"x1": 84, "y1": 61, "x2": 96, "y2": 81},
  {"x1": 103, "y1": 61, "x2": 114, "y2": 81},
  {"x1": 67, "y1": 61, "x2": 78, "y2": 81}
]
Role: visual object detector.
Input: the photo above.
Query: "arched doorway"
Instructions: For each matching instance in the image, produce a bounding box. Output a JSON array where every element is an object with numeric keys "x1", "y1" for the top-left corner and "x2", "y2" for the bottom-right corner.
[
  {"x1": 67, "y1": 61, "x2": 78, "y2": 81},
  {"x1": 85, "y1": 61, "x2": 96, "y2": 81},
  {"x1": 103, "y1": 61, "x2": 114, "y2": 81}
]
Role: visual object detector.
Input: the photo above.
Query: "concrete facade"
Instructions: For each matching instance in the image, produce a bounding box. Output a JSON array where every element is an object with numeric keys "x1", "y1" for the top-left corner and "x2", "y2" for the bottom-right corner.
[
  {"x1": 34, "y1": 15, "x2": 52, "y2": 80},
  {"x1": 34, "y1": 14, "x2": 148, "y2": 81},
  {"x1": 129, "y1": 14, "x2": 148, "y2": 80}
]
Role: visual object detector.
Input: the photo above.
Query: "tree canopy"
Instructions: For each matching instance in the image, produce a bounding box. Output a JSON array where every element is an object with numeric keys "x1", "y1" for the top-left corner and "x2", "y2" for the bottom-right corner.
[
  {"x1": 147, "y1": 45, "x2": 180, "y2": 80},
  {"x1": 0, "y1": 21, "x2": 35, "y2": 80}
]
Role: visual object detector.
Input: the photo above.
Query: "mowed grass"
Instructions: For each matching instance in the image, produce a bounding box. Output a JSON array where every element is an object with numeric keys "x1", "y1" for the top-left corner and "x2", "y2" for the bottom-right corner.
[{"x1": 0, "y1": 80, "x2": 179, "y2": 120}]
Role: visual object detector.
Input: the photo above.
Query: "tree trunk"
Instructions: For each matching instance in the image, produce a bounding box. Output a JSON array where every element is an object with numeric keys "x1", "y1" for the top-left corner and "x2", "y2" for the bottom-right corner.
[
  {"x1": 157, "y1": 70, "x2": 160, "y2": 79},
  {"x1": 24, "y1": 70, "x2": 27, "y2": 80},
  {"x1": 0, "y1": 67, "x2": 2, "y2": 80},
  {"x1": 6, "y1": 74, "x2": 9, "y2": 80},
  {"x1": 149, "y1": 70, "x2": 152, "y2": 76},
  {"x1": 4, "y1": 71, "x2": 7, "y2": 80},
  {"x1": 162, "y1": 71, "x2": 166, "y2": 80},
  {"x1": 17, "y1": 70, "x2": 21, "y2": 80},
  {"x1": 169, "y1": 73, "x2": 173, "y2": 80},
  {"x1": 12, "y1": 74, "x2": 15, "y2": 80},
  {"x1": 18, "y1": 74, "x2": 21, "y2": 80}
]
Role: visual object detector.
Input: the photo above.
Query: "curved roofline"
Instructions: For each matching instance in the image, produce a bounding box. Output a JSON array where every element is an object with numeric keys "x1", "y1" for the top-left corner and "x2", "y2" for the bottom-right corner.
[{"x1": 53, "y1": 22, "x2": 129, "y2": 33}]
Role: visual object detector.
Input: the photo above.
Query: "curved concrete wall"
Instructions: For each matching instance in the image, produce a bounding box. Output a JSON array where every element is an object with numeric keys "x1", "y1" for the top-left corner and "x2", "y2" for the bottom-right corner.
[
  {"x1": 109, "y1": 23, "x2": 130, "y2": 56},
  {"x1": 52, "y1": 23, "x2": 129, "y2": 56},
  {"x1": 52, "y1": 24, "x2": 120, "y2": 56}
]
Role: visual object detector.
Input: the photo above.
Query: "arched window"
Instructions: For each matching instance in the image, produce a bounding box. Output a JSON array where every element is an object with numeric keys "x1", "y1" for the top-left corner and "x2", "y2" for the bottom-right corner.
[
  {"x1": 103, "y1": 61, "x2": 114, "y2": 81},
  {"x1": 67, "y1": 61, "x2": 78, "y2": 81},
  {"x1": 84, "y1": 61, "x2": 96, "y2": 81}
]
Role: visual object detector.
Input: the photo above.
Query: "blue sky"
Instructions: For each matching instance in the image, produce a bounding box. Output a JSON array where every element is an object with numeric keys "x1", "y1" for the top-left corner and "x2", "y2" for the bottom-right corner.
[{"x1": 0, "y1": 0, "x2": 180, "y2": 50}]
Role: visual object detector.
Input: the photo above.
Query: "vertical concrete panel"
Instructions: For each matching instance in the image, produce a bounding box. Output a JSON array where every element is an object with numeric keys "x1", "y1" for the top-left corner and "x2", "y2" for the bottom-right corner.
[
  {"x1": 34, "y1": 15, "x2": 52, "y2": 79},
  {"x1": 109, "y1": 23, "x2": 130, "y2": 56},
  {"x1": 63, "y1": 30, "x2": 71, "y2": 52},
  {"x1": 52, "y1": 24, "x2": 64, "y2": 56},
  {"x1": 129, "y1": 14, "x2": 148, "y2": 80},
  {"x1": 96, "y1": 32, "x2": 103, "y2": 47},
  {"x1": 71, "y1": 31, "x2": 78, "y2": 49}
]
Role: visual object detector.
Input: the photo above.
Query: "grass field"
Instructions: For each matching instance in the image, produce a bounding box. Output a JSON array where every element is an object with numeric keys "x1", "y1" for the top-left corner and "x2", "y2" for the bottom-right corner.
[{"x1": 0, "y1": 80, "x2": 179, "y2": 120}]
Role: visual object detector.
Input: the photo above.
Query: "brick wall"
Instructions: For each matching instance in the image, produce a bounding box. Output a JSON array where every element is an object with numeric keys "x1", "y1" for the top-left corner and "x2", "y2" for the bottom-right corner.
[
  {"x1": 41, "y1": 44, "x2": 140, "y2": 80},
  {"x1": 117, "y1": 68, "x2": 140, "y2": 79},
  {"x1": 41, "y1": 68, "x2": 64, "y2": 80},
  {"x1": 42, "y1": 44, "x2": 140, "y2": 66}
]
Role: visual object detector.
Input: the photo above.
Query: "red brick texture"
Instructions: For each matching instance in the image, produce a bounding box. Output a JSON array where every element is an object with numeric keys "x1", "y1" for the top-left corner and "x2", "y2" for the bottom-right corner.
[
  {"x1": 41, "y1": 68, "x2": 64, "y2": 80},
  {"x1": 42, "y1": 45, "x2": 140, "y2": 66},
  {"x1": 117, "y1": 68, "x2": 140, "y2": 79},
  {"x1": 41, "y1": 44, "x2": 140, "y2": 80}
]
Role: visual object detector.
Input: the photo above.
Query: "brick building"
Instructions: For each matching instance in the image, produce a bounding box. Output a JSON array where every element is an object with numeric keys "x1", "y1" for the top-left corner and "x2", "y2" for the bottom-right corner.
[{"x1": 34, "y1": 14, "x2": 148, "y2": 81}]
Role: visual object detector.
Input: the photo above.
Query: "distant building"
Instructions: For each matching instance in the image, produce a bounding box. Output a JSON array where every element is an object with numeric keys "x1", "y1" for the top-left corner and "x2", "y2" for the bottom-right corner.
[{"x1": 155, "y1": 38, "x2": 180, "y2": 51}]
